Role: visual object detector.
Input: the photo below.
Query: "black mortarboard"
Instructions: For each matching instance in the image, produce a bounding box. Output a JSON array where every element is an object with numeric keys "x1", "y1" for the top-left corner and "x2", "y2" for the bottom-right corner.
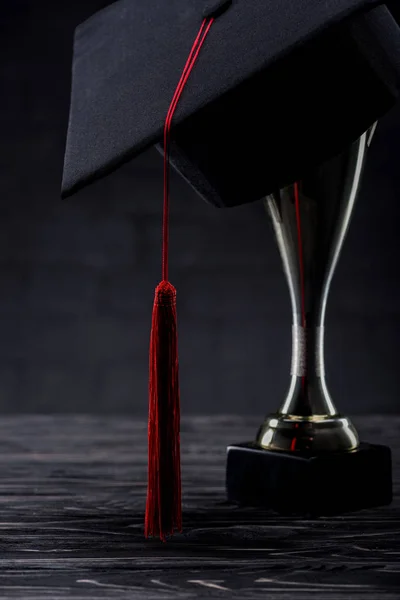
[
  {"x1": 62, "y1": 0, "x2": 400, "y2": 206},
  {"x1": 61, "y1": 0, "x2": 400, "y2": 541}
]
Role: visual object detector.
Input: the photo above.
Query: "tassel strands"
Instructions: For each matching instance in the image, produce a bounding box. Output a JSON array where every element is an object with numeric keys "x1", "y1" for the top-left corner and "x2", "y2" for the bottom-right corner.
[{"x1": 146, "y1": 281, "x2": 181, "y2": 541}]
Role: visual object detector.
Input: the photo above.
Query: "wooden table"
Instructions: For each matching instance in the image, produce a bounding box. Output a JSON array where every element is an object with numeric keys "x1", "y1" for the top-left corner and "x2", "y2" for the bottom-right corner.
[{"x1": 0, "y1": 415, "x2": 399, "y2": 599}]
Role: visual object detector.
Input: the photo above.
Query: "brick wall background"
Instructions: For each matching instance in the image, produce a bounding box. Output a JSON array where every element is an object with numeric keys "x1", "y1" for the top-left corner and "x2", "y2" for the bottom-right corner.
[{"x1": 1, "y1": 1, "x2": 400, "y2": 415}]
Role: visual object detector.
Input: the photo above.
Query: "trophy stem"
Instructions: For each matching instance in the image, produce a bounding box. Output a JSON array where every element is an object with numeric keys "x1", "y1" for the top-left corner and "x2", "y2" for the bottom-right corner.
[{"x1": 257, "y1": 128, "x2": 375, "y2": 453}]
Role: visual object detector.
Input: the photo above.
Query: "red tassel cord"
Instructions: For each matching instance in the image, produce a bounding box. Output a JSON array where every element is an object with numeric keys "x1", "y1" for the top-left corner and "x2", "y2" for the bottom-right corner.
[{"x1": 145, "y1": 17, "x2": 214, "y2": 541}]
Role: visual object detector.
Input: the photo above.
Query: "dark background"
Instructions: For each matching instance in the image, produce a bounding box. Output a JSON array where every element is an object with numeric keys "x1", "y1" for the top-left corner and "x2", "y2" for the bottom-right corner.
[{"x1": 0, "y1": 0, "x2": 400, "y2": 416}]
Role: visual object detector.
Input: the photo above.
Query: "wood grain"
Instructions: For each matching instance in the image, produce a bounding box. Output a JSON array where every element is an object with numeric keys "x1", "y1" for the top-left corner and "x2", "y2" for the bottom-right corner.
[{"x1": 0, "y1": 415, "x2": 399, "y2": 599}]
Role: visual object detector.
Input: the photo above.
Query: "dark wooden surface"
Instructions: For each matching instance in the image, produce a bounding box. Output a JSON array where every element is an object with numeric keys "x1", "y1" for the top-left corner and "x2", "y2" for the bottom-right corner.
[{"x1": 0, "y1": 415, "x2": 399, "y2": 599}]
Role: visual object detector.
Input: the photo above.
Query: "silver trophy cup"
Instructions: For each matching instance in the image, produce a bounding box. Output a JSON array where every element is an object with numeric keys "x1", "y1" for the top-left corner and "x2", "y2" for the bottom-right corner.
[{"x1": 226, "y1": 125, "x2": 392, "y2": 515}]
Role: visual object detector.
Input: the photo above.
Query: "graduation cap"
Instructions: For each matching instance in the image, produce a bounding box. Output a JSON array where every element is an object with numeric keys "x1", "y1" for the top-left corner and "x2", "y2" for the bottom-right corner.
[{"x1": 61, "y1": 0, "x2": 400, "y2": 540}]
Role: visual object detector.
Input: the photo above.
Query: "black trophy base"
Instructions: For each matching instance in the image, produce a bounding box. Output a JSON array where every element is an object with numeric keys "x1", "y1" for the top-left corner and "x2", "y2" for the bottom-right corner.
[{"x1": 226, "y1": 442, "x2": 392, "y2": 516}]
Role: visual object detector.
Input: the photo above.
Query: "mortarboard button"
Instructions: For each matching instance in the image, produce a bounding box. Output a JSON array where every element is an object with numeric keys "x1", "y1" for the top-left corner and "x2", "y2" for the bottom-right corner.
[{"x1": 203, "y1": 0, "x2": 232, "y2": 19}]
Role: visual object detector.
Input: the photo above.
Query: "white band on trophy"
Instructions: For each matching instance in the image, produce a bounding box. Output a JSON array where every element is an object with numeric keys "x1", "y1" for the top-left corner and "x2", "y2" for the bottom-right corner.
[{"x1": 291, "y1": 325, "x2": 306, "y2": 377}]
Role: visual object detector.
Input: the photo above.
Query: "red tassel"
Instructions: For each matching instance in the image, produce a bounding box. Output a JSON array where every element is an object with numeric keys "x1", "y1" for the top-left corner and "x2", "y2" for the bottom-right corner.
[
  {"x1": 144, "y1": 17, "x2": 214, "y2": 541},
  {"x1": 145, "y1": 280, "x2": 181, "y2": 541}
]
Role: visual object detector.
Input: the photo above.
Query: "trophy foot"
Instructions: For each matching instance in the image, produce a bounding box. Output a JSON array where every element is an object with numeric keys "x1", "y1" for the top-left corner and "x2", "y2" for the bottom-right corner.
[
  {"x1": 256, "y1": 414, "x2": 359, "y2": 453},
  {"x1": 226, "y1": 441, "x2": 392, "y2": 515}
]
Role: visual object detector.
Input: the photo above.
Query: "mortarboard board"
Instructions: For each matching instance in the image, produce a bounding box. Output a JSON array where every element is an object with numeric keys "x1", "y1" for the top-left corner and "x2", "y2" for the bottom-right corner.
[
  {"x1": 61, "y1": 0, "x2": 400, "y2": 205},
  {"x1": 61, "y1": 0, "x2": 400, "y2": 540}
]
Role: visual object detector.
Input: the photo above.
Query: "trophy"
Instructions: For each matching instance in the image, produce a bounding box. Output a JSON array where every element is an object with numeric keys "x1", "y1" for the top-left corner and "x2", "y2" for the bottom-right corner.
[{"x1": 226, "y1": 125, "x2": 393, "y2": 515}]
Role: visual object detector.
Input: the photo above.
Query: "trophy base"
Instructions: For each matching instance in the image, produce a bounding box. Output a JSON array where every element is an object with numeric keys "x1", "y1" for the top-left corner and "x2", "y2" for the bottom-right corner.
[{"x1": 226, "y1": 442, "x2": 392, "y2": 515}]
